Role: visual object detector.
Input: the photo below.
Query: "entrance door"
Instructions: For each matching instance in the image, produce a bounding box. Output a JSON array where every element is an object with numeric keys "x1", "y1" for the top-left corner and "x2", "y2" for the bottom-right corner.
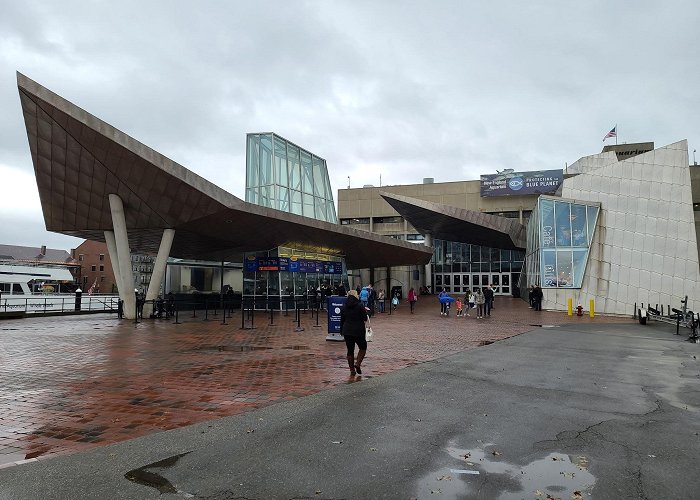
[{"x1": 488, "y1": 273, "x2": 510, "y2": 295}]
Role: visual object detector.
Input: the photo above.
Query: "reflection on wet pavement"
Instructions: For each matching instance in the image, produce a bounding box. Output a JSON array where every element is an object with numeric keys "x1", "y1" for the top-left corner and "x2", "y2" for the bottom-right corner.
[
  {"x1": 417, "y1": 441, "x2": 595, "y2": 499},
  {"x1": 0, "y1": 299, "x2": 631, "y2": 467}
]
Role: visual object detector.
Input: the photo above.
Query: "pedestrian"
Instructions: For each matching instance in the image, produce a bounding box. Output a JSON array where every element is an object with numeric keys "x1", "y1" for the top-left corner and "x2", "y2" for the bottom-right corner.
[
  {"x1": 166, "y1": 291, "x2": 175, "y2": 317},
  {"x1": 484, "y1": 284, "x2": 494, "y2": 316},
  {"x1": 475, "y1": 288, "x2": 485, "y2": 319},
  {"x1": 455, "y1": 297, "x2": 463, "y2": 317},
  {"x1": 466, "y1": 290, "x2": 475, "y2": 317},
  {"x1": 528, "y1": 285, "x2": 535, "y2": 308},
  {"x1": 407, "y1": 287, "x2": 418, "y2": 314},
  {"x1": 533, "y1": 285, "x2": 543, "y2": 311},
  {"x1": 359, "y1": 285, "x2": 369, "y2": 308},
  {"x1": 438, "y1": 288, "x2": 454, "y2": 316},
  {"x1": 366, "y1": 284, "x2": 376, "y2": 317},
  {"x1": 340, "y1": 289, "x2": 368, "y2": 376},
  {"x1": 391, "y1": 292, "x2": 399, "y2": 311},
  {"x1": 378, "y1": 289, "x2": 385, "y2": 313}
]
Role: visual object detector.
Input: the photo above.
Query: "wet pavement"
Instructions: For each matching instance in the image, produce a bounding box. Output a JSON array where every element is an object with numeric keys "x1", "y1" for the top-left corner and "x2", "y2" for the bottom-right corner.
[
  {"x1": 0, "y1": 298, "x2": 624, "y2": 467},
  {"x1": 4, "y1": 298, "x2": 697, "y2": 499}
]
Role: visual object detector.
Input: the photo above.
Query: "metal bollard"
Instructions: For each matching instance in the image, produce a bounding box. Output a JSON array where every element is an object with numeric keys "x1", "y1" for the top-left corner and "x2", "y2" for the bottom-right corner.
[
  {"x1": 294, "y1": 304, "x2": 304, "y2": 332},
  {"x1": 313, "y1": 304, "x2": 321, "y2": 328}
]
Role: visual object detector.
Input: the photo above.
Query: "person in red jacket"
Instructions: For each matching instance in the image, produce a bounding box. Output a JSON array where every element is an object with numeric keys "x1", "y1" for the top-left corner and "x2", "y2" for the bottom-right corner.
[{"x1": 407, "y1": 287, "x2": 418, "y2": 314}]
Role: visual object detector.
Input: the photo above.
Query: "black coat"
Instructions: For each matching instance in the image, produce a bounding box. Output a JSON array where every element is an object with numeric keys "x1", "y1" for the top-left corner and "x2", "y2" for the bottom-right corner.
[{"x1": 340, "y1": 295, "x2": 368, "y2": 338}]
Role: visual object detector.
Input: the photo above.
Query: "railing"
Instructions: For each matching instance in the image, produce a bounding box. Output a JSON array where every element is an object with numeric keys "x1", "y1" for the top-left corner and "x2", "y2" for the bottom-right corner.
[{"x1": 0, "y1": 294, "x2": 120, "y2": 315}]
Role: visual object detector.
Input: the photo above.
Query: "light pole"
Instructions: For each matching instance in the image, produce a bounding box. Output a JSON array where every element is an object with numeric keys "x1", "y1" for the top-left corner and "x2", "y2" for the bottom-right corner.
[{"x1": 694, "y1": 149, "x2": 697, "y2": 166}]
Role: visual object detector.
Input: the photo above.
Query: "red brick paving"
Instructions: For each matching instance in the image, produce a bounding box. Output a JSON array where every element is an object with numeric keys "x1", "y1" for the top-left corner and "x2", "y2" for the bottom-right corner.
[{"x1": 0, "y1": 297, "x2": 633, "y2": 467}]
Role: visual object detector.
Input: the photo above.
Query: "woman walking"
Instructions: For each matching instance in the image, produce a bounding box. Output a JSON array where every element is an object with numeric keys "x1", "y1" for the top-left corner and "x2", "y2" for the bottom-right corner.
[
  {"x1": 407, "y1": 287, "x2": 418, "y2": 314},
  {"x1": 340, "y1": 289, "x2": 369, "y2": 376},
  {"x1": 475, "y1": 288, "x2": 485, "y2": 319}
]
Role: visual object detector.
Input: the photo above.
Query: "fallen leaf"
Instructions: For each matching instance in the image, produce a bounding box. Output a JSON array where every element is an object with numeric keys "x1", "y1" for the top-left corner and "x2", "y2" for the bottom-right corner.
[
  {"x1": 315, "y1": 490, "x2": 321, "y2": 495},
  {"x1": 534, "y1": 490, "x2": 543, "y2": 497},
  {"x1": 491, "y1": 450, "x2": 501, "y2": 456},
  {"x1": 437, "y1": 475, "x2": 452, "y2": 481},
  {"x1": 430, "y1": 489, "x2": 442, "y2": 494},
  {"x1": 331, "y1": 441, "x2": 342, "y2": 444},
  {"x1": 246, "y1": 429, "x2": 254, "y2": 433},
  {"x1": 572, "y1": 491, "x2": 584, "y2": 500},
  {"x1": 370, "y1": 447, "x2": 377, "y2": 451},
  {"x1": 462, "y1": 453, "x2": 471, "y2": 459}
]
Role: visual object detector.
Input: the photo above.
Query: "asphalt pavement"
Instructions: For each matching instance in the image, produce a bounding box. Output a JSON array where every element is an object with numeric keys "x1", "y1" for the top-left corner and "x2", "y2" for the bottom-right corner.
[{"x1": 1, "y1": 318, "x2": 698, "y2": 499}]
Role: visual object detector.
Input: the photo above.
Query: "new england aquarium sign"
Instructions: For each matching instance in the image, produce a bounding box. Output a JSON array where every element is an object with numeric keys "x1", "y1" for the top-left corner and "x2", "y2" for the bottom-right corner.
[{"x1": 480, "y1": 169, "x2": 563, "y2": 197}]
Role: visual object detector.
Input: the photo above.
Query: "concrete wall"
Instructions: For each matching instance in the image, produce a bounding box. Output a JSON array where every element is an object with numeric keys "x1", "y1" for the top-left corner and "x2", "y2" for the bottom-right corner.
[{"x1": 545, "y1": 140, "x2": 700, "y2": 315}]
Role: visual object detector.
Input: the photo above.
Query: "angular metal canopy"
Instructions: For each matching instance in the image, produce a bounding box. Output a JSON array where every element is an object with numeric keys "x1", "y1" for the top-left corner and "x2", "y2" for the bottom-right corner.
[
  {"x1": 380, "y1": 192, "x2": 527, "y2": 250},
  {"x1": 17, "y1": 73, "x2": 432, "y2": 269}
]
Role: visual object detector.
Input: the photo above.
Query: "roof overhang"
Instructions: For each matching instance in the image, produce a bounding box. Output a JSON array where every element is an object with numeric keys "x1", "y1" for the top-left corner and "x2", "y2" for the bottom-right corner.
[
  {"x1": 17, "y1": 73, "x2": 432, "y2": 269},
  {"x1": 380, "y1": 192, "x2": 527, "y2": 250}
]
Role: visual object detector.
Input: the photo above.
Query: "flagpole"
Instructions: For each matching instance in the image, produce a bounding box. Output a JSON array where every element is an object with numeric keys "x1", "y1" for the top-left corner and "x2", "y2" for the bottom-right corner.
[{"x1": 616, "y1": 124, "x2": 618, "y2": 145}]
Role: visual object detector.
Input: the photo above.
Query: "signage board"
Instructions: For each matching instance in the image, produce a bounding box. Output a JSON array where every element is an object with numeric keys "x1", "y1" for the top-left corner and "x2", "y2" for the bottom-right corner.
[
  {"x1": 258, "y1": 257, "x2": 279, "y2": 271},
  {"x1": 244, "y1": 256, "x2": 342, "y2": 275},
  {"x1": 480, "y1": 169, "x2": 563, "y2": 197},
  {"x1": 326, "y1": 296, "x2": 347, "y2": 341},
  {"x1": 244, "y1": 256, "x2": 258, "y2": 272}
]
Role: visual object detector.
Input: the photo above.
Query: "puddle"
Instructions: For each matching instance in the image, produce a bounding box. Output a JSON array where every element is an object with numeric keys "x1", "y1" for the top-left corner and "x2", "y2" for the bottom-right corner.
[
  {"x1": 416, "y1": 442, "x2": 595, "y2": 499},
  {"x1": 124, "y1": 452, "x2": 193, "y2": 497}
]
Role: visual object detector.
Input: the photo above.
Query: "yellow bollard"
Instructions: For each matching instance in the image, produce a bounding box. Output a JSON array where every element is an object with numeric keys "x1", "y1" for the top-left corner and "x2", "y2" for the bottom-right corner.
[
  {"x1": 567, "y1": 297, "x2": 573, "y2": 316},
  {"x1": 589, "y1": 299, "x2": 595, "y2": 318}
]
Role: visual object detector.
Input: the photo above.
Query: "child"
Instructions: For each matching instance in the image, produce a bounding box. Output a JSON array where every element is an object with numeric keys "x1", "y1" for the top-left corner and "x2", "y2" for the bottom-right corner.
[
  {"x1": 467, "y1": 291, "x2": 475, "y2": 316},
  {"x1": 456, "y1": 298, "x2": 463, "y2": 317}
]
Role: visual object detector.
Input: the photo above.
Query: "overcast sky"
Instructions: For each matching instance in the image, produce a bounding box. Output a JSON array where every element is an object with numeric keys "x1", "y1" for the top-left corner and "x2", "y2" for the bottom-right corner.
[{"x1": 1, "y1": 0, "x2": 698, "y2": 251}]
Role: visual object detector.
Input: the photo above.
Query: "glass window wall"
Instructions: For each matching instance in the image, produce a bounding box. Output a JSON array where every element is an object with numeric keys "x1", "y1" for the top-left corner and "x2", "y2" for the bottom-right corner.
[
  {"x1": 524, "y1": 196, "x2": 600, "y2": 289},
  {"x1": 246, "y1": 133, "x2": 337, "y2": 223}
]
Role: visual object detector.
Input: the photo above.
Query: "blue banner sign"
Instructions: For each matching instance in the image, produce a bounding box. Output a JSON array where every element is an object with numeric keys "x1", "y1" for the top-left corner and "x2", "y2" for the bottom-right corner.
[
  {"x1": 245, "y1": 256, "x2": 342, "y2": 274},
  {"x1": 244, "y1": 255, "x2": 258, "y2": 272},
  {"x1": 327, "y1": 296, "x2": 347, "y2": 334},
  {"x1": 480, "y1": 169, "x2": 563, "y2": 197}
]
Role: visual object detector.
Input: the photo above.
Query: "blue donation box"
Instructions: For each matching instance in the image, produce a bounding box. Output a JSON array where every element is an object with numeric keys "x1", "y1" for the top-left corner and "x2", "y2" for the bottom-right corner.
[{"x1": 326, "y1": 296, "x2": 346, "y2": 341}]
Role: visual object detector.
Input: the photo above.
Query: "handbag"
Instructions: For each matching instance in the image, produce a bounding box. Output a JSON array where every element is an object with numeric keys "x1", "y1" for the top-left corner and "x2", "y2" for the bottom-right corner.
[{"x1": 365, "y1": 318, "x2": 373, "y2": 341}]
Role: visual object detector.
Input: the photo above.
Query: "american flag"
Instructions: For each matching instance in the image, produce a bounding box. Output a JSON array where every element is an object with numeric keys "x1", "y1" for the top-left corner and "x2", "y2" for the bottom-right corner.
[{"x1": 603, "y1": 126, "x2": 617, "y2": 141}]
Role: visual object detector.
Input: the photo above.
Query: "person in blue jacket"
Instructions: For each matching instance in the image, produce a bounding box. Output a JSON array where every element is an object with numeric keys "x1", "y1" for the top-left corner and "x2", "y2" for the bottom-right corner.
[{"x1": 438, "y1": 288, "x2": 455, "y2": 316}]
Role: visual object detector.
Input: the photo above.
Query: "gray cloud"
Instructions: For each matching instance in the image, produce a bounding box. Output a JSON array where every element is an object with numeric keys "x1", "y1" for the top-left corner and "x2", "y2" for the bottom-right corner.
[{"x1": 0, "y1": 0, "x2": 698, "y2": 250}]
